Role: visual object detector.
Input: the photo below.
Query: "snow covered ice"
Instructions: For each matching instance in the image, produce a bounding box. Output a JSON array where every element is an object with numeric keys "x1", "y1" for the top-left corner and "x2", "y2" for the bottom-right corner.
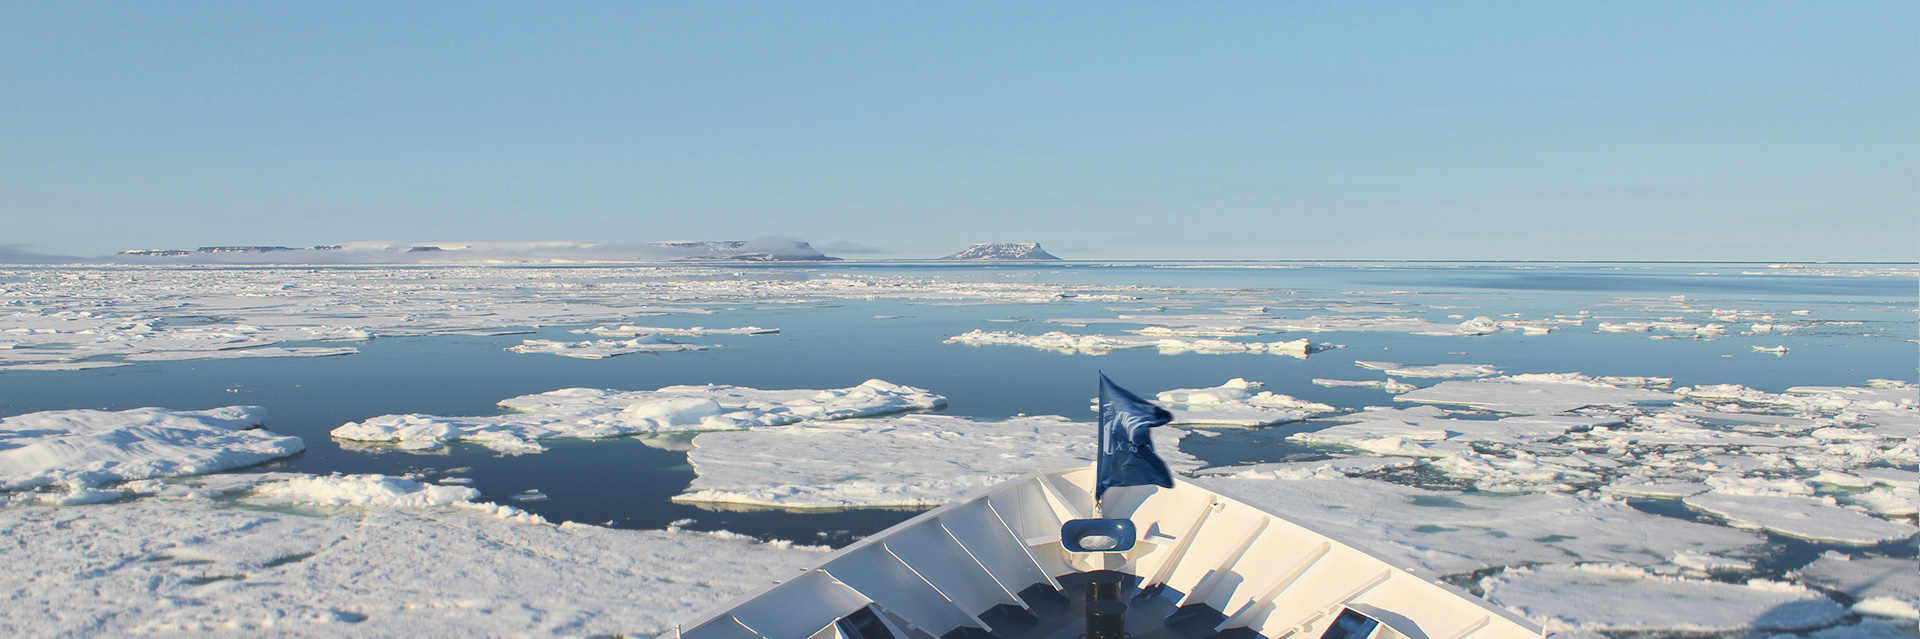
[
  {"x1": 1150, "y1": 378, "x2": 1337, "y2": 426},
  {"x1": 946, "y1": 328, "x2": 1330, "y2": 356},
  {"x1": 1396, "y1": 373, "x2": 1679, "y2": 413},
  {"x1": 0, "y1": 473, "x2": 828, "y2": 638},
  {"x1": 675, "y1": 414, "x2": 1200, "y2": 509},
  {"x1": 0, "y1": 406, "x2": 302, "y2": 493},
  {"x1": 1482, "y1": 564, "x2": 1846, "y2": 632},
  {"x1": 506, "y1": 335, "x2": 710, "y2": 358},
  {"x1": 331, "y1": 379, "x2": 947, "y2": 452},
  {"x1": 2, "y1": 262, "x2": 1915, "y2": 639}
]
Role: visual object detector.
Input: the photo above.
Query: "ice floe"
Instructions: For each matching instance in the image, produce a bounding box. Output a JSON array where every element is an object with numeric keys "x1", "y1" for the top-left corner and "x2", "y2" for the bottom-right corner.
[
  {"x1": 331, "y1": 380, "x2": 946, "y2": 452},
  {"x1": 1682, "y1": 493, "x2": 1917, "y2": 545},
  {"x1": 1482, "y1": 564, "x2": 1845, "y2": 632},
  {"x1": 505, "y1": 336, "x2": 709, "y2": 358},
  {"x1": 1396, "y1": 373, "x2": 1678, "y2": 414},
  {"x1": 1312, "y1": 378, "x2": 1421, "y2": 392},
  {"x1": 249, "y1": 474, "x2": 488, "y2": 510},
  {"x1": 1044, "y1": 312, "x2": 1522, "y2": 337},
  {"x1": 1299, "y1": 406, "x2": 1616, "y2": 446},
  {"x1": 0, "y1": 406, "x2": 301, "y2": 491},
  {"x1": 573, "y1": 324, "x2": 778, "y2": 336},
  {"x1": 0, "y1": 266, "x2": 1158, "y2": 367},
  {"x1": 1795, "y1": 553, "x2": 1920, "y2": 620},
  {"x1": 945, "y1": 329, "x2": 1330, "y2": 356},
  {"x1": 675, "y1": 414, "x2": 1200, "y2": 509},
  {"x1": 1354, "y1": 361, "x2": 1503, "y2": 378},
  {"x1": 0, "y1": 474, "x2": 827, "y2": 638},
  {"x1": 1196, "y1": 473, "x2": 1765, "y2": 576},
  {"x1": 1149, "y1": 378, "x2": 1337, "y2": 426}
]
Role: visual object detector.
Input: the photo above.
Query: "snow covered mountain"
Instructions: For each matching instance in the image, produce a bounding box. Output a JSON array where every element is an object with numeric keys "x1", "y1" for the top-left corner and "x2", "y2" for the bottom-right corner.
[{"x1": 937, "y1": 243, "x2": 1060, "y2": 260}]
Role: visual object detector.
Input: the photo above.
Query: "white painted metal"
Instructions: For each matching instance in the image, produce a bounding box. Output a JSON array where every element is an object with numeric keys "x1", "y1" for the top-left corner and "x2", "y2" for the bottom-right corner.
[{"x1": 661, "y1": 468, "x2": 1543, "y2": 639}]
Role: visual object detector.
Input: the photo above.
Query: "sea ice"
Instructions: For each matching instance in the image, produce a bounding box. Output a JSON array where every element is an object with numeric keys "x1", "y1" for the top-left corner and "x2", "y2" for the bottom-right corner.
[
  {"x1": 0, "y1": 406, "x2": 301, "y2": 491},
  {"x1": 944, "y1": 329, "x2": 1328, "y2": 356},
  {"x1": 249, "y1": 474, "x2": 486, "y2": 509},
  {"x1": 0, "y1": 266, "x2": 1163, "y2": 367},
  {"x1": 1149, "y1": 378, "x2": 1336, "y2": 426},
  {"x1": 331, "y1": 380, "x2": 947, "y2": 452},
  {"x1": 122, "y1": 346, "x2": 360, "y2": 361},
  {"x1": 1354, "y1": 361, "x2": 1503, "y2": 378},
  {"x1": 506, "y1": 336, "x2": 709, "y2": 358},
  {"x1": 1299, "y1": 406, "x2": 1615, "y2": 446},
  {"x1": 1482, "y1": 564, "x2": 1845, "y2": 631},
  {"x1": 573, "y1": 324, "x2": 778, "y2": 336},
  {"x1": 1046, "y1": 313, "x2": 1512, "y2": 337},
  {"x1": 1682, "y1": 493, "x2": 1917, "y2": 545},
  {"x1": 0, "y1": 474, "x2": 828, "y2": 638},
  {"x1": 1795, "y1": 553, "x2": 1920, "y2": 620},
  {"x1": 1197, "y1": 473, "x2": 1765, "y2": 577},
  {"x1": 1396, "y1": 373, "x2": 1678, "y2": 414},
  {"x1": 675, "y1": 414, "x2": 1201, "y2": 509}
]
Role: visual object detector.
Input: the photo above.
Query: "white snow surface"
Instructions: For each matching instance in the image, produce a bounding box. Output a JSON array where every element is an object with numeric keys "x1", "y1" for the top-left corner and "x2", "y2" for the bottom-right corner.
[
  {"x1": 1396, "y1": 373, "x2": 1678, "y2": 413},
  {"x1": 505, "y1": 336, "x2": 709, "y2": 358},
  {"x1": 1482, "y1": 564, "x2": 1845, "y2": 631},
  {"x1": 1150, "y1": 378, "x2": 1337, "y2": 426},
  {"x1": 250, "y1": 474, "x2": 486, "y2": 509},
  {"x1": 573, "y1": 324, "x2": 778, "y2": 336},
  {"x1": 0, "y1": 266, "x2": 1155, "y2": 367},
  {"x1": 1796, "y1": 553, "x2": 1920, "y2": 620},
  {"x1": 1196, "y1": 473, "x2": 1765, "y2": 577},
  {"x1": 0, "y1": 475, "x2": 827, "y2": 638},
  {"x1": 1354, "y1": 361, "x2": 1503, "y2": 378},
  {"x1": 946, "y1": 329, "x2": 1328, "y2": 356},
  {"x1": 676, "y1": 414, "x2": 1200, "y2": 509},
  {"x1": 1303, "y1": 405, "x2": 1616, "y2": 445},
  {"x1": 331, "y1": 379, "x2": 947, "y2": 452},
  {"x1": 1683, "y1": 493, "x2": 1917, "y2": 545},
  {"x1": 0, "y1": 406, "x2": 301, "y2": 490}
]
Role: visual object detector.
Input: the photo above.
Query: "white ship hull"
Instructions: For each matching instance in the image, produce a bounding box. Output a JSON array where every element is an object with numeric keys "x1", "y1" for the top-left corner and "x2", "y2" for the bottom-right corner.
[{"x1": 662, "y1": 468, "x2": 1543, "y2": 639}]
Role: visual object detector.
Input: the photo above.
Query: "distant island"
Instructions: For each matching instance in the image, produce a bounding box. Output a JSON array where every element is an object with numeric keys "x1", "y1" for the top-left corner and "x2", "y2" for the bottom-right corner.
[{"x1": 938, "y1": 243, "x2": 1060, "y2": 260}]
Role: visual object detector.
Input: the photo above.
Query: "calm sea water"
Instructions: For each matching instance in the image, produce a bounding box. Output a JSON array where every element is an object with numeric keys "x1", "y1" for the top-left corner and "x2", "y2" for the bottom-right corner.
[{"x1": 2, "y1": 262, "x2": 1914, "y2": 546}]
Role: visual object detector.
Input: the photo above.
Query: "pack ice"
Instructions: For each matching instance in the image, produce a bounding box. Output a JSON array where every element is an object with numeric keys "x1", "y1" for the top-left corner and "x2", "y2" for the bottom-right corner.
[
  {"x1": 0, "y1": 406, "x2": 302, "y2": 493},
  {"x1": 675, "y1": 414, "x2": 1202, "y2": 509},
  {"x1": 946, "y1": 329, "x2": 1329, "y2": 356},
  {"x1": 331, "y1": 380, "x2": 947, "y2": 452},
  {"x1": 0, "y1": 472, "x2": 828, "y2": 638}
]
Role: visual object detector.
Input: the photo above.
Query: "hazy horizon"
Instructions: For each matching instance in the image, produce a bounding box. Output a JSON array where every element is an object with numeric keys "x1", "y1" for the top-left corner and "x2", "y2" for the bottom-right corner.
[{"x1": 5, "y1": 3, "x2": 1916, "y2": 261}]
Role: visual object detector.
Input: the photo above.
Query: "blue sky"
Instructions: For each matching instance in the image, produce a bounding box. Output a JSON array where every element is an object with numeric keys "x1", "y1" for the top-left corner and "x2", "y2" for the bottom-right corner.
[{"x1": 3, "y1": 2, "x2": 1914, "y2": 261}]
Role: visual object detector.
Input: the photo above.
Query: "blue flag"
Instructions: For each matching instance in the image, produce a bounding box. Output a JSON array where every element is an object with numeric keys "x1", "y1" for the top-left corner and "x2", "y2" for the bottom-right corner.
[{"x1": 1096, "y1": 373, "x2": 1174, "y2": 501}]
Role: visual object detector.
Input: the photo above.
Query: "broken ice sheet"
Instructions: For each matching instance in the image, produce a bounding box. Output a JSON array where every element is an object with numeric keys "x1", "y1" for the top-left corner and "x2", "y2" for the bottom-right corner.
[
  {"x1": 1354, "y1": 361, "x2": 1502, "y2": 378},
  {"x1": 505, "y1": 336, "x2": 709, "y2": 359},
  {"x1": 123, "y1": 346, "x2": 359, "y2": 361},
  {"x1": 0, "y1": 406, "x2": 302, "y2": 491},
  {"x1": 330, "y1": 380, "x2": 947, "y2": 453},
  {"x1": 1396, "y1": 373, "x2": 1678, "y2": 414},
  {"x1": 675, "y1": 414, "x2": 1201, "y2": 509},
  {"x1": 572, "y1": 324, "x2": 778, "y2": 336},
  {"x1": 1195, "y1": 473, "x2": 1765, "y2": 577},
  {"x1": 0, "y1": 475, "x2": 828, "y2": 638},
  {"x1": 1044, "y1": 312, "x2": 1520, "y2": 336},
  {"x1": 0, "y1": 265, "x2": 1166, "y2": 367},
  {"x1": 1682, "y1": 492, "x2": 1917, "y2": 545},
  {"x1": 1482, "y1": 564, "x2": 1845, "y2": 632},
  {"x1": 1298, "y1": 405, "x2": 1617, "y2": 446},
  {"x1": 945, "y1": 329, "x2": 1330, "y2": 357},
  {"x1": 1795, "y1": 553, "x2": 1920, "y2": 620},
  {"x1": 1149, "y1": 378, "x2": 1337, "y2": 426}
]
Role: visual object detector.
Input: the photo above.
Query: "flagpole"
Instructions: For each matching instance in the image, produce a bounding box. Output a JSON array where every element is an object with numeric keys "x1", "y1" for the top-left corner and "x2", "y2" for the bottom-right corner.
[{"x1": 1094, "y1": 370, "x2": 1104, "y2": 520}]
